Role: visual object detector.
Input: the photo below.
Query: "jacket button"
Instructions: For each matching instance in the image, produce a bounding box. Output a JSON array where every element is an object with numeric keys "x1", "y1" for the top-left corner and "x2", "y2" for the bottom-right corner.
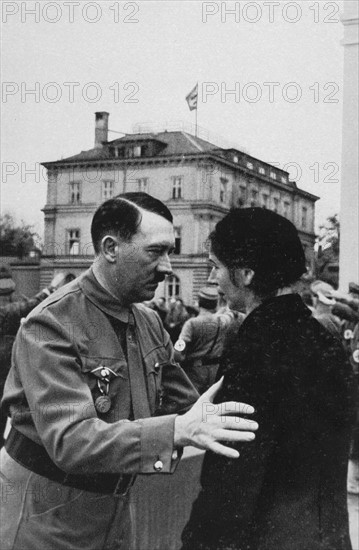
[{"x1": 154, "y1": 460, "x2": 163, "y2": 472}]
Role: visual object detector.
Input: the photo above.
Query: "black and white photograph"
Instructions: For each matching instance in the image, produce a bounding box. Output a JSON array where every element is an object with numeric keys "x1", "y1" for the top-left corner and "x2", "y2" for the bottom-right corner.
[{"x1": 1, "y1": 1, "x2": 358, "y2": 549}]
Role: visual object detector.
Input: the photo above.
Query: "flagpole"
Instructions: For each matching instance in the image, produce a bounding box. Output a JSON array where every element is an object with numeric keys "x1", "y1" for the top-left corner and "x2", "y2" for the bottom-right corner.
[
  {"x1": 195, "y1": 82, "x2": 198, "y2": 137},
  {"x1": 185, "y1": 83, "x2": 199, "y2": 137}
]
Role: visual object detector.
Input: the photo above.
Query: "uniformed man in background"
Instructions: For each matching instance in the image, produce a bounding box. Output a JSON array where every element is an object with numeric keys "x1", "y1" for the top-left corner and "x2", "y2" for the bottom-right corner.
[{"x1": 174, "y1": 286, "x2": 239, "y2": 394}]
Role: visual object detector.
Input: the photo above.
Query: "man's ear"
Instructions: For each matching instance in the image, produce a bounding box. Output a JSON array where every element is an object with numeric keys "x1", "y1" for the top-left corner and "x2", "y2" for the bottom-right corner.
[
  {"x1": 101, "y1": 235, "x2": 118, "y2": 263},
  {"x1": 234, "y1": 267, "x2": 255, "y2": 287}
]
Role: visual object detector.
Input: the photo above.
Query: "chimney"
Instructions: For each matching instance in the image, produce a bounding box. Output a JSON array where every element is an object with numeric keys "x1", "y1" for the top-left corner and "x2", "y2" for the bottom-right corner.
[{"x1": 94, "y1": 112, "x2": 109, "y2": 148}]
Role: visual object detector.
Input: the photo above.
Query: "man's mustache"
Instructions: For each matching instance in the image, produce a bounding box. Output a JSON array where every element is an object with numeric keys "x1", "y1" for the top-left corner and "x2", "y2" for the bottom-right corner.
[{"x1": 152, "y1": 274, "x2": 166, "y2": 284}]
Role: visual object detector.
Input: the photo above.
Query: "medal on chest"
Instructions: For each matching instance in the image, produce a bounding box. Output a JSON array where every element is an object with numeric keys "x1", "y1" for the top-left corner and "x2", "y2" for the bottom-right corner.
[
  {"x1": 93, "y1": 366, "x2": 112, "y2": 414},
  {"x1": 95, "y1": 394, "x2": 112, "y2": 414}
]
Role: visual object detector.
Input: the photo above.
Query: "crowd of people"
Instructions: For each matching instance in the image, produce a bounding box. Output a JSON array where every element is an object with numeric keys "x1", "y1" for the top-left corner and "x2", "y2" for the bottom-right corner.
[
  {"x1": 303, "y1": 278, "x2": 359, "y2": 496},
  {"x1": 0, "y1": 193, "x2": 358, "y2": 550}
]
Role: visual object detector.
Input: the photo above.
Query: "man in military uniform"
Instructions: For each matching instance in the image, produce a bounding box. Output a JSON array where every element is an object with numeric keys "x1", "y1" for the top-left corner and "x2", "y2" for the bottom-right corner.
[
  {"x1": 0, "y1": 193, "x2": 257, "y2": 550},
  {"x1": 174, "y1": 286, "x2": 240, "y2": 394},
  {"x1": 0, "y1": 268, "x2": 66, "y2": 448}
]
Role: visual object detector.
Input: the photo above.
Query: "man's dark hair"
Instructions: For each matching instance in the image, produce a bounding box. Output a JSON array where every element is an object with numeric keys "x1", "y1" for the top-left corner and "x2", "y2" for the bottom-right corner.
[
  {"x1": 209, "y1": 207, "x2": 306, "y2": 297},
  {"x1": 91, "y1": 192, "x2": 173, "y2": 254}
]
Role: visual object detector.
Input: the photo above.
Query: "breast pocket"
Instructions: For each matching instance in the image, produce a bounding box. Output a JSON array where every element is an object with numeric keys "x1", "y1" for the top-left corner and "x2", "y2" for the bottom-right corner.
[{"x1": 143, "y1": 347, "x2": 169, "y2": 415}]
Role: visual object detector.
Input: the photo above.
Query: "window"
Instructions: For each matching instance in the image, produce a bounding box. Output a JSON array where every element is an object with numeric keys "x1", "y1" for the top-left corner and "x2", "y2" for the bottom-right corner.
[
  {"x1": 220, "y1": 178, "x2": 228, "y2": 203},
  {"x1": 233, "y1": 155, "x2": 239, "y2": 163},
  {"x1": 261, "y1": 193, "x2": 269, "y2": 208},
  {"x1": 166, "y1": 275, "x2": 180, "y2": 299},
  {"x1": 137, "y1": 178, "x2": 149, "y2": 192},
  {"x1": 247, "y1": 162, "x2": 253, "y2": 170},
  {"x1": 174, "y1": 227, "x2": 181, "y2": 254},
  {"x1": 102, "y1": 180, "x2": 114, "y2": 200},
  {"x1": 258, "y1": 167, "x2": 265, "y2": 175},
  {"x1": 111, "y1": 147, "x2": 124, "y2": 158},
  {"x1": 69, "y1": 182, "x2": 81, "y2": 204},
  {"x1": 172, "y1": 176, "x2": 183, "y2": 199},
  {"x1": 301, "y1": 206, "x2": 308, "y2": 229},
  {"x1": 273, "y1": 197, "x2": 279, "y2": 213},
  {"x1": 270, "y1": 172, "x2": 277, "y2": 180},
  {"x1": 67, "y1": 229, "x2": 80, "y2": 255},
  {"x1": 281, "y1": 176, "x2": 287, "y2": 184},
  {"x1": 127, "y1": 145, "x2": 142, "y2": 158},
  {"x1": 250, "y1": 189, "x2": 258, "y2": 206},
  {"x1": 238, "y1": 185, "x2": 247, "y2": 206},
  {"x1": 283, "y1": 201, "x2": 291, "y2": 218}
]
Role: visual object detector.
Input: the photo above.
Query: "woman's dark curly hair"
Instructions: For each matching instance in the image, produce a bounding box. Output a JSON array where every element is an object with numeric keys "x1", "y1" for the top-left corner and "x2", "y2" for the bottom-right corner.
[{"x1": 209, "y1": 208, "x2": 306, "y2": 297}]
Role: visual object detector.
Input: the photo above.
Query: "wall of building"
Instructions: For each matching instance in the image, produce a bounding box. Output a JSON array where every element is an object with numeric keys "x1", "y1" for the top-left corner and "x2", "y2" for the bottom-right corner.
[{"x1": 339, "y1": 1, "x2": 359, "y2": 290}]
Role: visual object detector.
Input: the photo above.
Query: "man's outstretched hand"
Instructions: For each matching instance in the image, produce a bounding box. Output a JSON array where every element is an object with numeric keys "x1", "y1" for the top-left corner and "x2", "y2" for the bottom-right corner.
[{"x1": 174, "y1": 377, "x2": 258, "y2": 458}]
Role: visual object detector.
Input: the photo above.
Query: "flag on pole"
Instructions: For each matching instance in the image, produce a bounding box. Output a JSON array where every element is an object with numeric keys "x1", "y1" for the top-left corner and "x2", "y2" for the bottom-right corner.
[{"x1": 186, "y1": 83, "x2": 198, "y2": 111}]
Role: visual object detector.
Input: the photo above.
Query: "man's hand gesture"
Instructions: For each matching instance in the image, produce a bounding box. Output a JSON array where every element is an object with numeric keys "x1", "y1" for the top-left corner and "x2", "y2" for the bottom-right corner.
[{"x1": 174, "y1": 377, "x2": 258, "y2": 458}]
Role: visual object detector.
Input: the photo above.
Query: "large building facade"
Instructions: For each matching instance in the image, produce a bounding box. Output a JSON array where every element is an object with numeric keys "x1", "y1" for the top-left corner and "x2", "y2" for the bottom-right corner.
[{"x1": 41, "y1": 112, "x2": 318, "y2": 304}]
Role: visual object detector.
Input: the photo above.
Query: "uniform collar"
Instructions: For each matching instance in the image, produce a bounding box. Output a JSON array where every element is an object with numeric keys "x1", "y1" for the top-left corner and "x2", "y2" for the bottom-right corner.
[{"x1": 78, "y1": 267, "x2": 130, "y2": 323}]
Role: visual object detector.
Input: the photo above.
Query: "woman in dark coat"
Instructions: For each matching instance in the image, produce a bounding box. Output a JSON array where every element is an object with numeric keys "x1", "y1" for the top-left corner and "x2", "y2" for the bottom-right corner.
[{"x1": 181, "y1": 208, "x2": 356, "y2": 550}]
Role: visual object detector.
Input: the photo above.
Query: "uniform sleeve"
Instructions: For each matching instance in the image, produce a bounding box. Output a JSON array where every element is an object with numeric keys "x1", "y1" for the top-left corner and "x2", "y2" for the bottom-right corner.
[
  {"x1": 178, "y1": 318, "x2": 193, "y2": 344},
  {"x1": 10, "y1": 309, "x2": 197, "y2": 476}
]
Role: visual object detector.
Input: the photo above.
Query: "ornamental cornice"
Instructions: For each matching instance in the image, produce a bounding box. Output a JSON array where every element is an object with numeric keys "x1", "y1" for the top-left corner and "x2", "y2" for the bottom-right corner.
[
  {"x1": 43, "y1": 153, "x2": 318, "y2": 203},
  {"x1": 190, "y1": 202, "x2": 230, "y2": 215},
  {"x1": 43, "y1": 203, "x2": 97, "y2": 214}
]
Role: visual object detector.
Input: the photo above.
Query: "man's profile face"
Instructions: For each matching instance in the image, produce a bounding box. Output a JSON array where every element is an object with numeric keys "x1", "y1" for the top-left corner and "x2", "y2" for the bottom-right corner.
[{"x1": 114, "y1": 209, "x2": 175, "y2": 305}]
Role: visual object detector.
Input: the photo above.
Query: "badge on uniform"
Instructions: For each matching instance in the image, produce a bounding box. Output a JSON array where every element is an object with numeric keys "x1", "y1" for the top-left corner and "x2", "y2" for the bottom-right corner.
[
  {"x1": 174, "y1": 339, "x2": 186, "y2": 352},
  {"x1": 353, "y1": 350, "x2": 359, "y2": 364},
  {"x1": 95, "y1": 395, "x2": 112, "y2": 414},
  {"x1": 91, "y1": 365, "x2": 118, "y2": 414},
  {"x1": 344, "y1": 329, "x2": 354, "y2": 340}
]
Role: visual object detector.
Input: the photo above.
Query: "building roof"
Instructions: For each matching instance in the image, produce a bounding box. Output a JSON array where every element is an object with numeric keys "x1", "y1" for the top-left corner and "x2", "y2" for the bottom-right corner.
[
  {"x1": 47, "y1": 131, "x2": 220, "y2": 164},
  {"x1": 151, "y1": 131, "x2": 217, "y2": 155},
  {"x1": 41, "y1": 129, "x2": 319, "y2": 201},
  {"x1": 62, "y1": 147, "x2": 112, "y2": 162},
  {"x1": 109, "y1": 133, "x2": 162, "y2": 143}
]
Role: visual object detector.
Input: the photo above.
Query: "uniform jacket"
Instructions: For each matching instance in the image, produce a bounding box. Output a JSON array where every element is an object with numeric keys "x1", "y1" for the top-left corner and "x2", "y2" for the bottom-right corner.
[
  {"x1": 2, "y1": 268, "x2": 198, "y2": 476},
  {"x1": 182, "y1": 294, "x2": 356, "y2": 550},
  {"x1": 179, "y1": 311, "x2": 230, "y2": 364}
]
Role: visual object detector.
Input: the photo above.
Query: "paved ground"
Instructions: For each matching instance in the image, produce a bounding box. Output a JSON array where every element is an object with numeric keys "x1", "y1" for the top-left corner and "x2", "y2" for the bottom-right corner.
[{"x1": 349, "y1": 493, "x2": 359, "y2": 550}]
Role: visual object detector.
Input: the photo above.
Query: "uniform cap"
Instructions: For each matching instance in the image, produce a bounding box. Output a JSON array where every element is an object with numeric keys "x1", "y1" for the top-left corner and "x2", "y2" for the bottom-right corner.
[
  {"x1": 198, "y1": 286, "x2": 218, "y2": 303},
  {"x1": 310, "y1": 280, "x2": 336, "y2": 305}
]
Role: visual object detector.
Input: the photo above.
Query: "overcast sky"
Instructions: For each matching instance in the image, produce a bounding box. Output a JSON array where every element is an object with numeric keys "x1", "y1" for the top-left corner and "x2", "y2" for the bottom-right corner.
[{"x1": 1, "y1": 0, "x2": 346, "y2": 237}]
